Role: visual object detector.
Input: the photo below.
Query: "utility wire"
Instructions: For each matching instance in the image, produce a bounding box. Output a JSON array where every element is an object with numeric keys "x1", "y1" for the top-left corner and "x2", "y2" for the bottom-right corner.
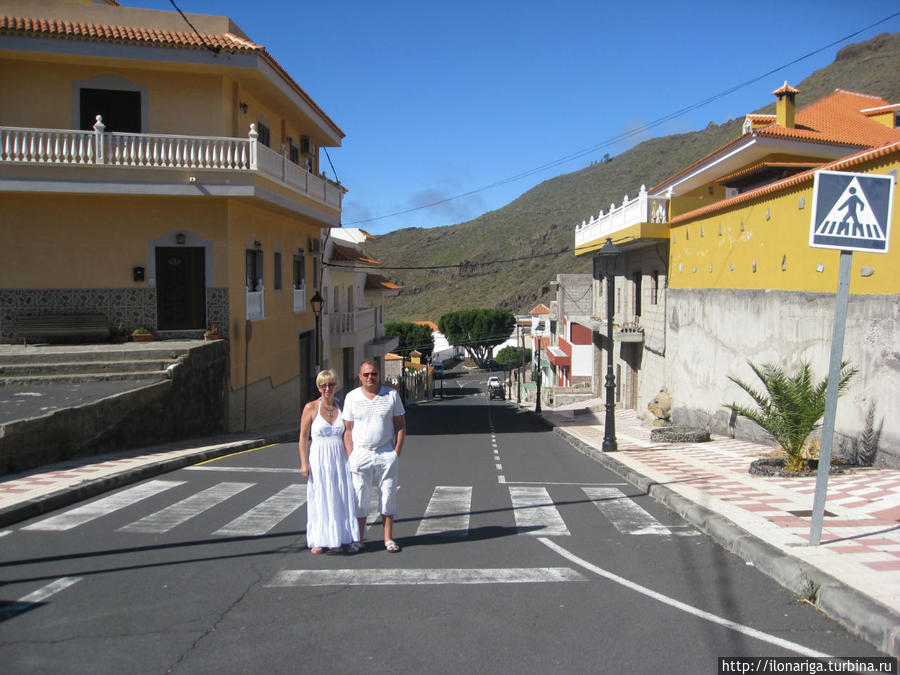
[
  {"x1": 169, "y1": 0, "x2": 221, "y2": 54},
  {"x1": 323, "y1": 246, "x2": 571, "y2": 271},
  {"x1": 344, "y1": 10, "x2": 900, "y2": 227}
]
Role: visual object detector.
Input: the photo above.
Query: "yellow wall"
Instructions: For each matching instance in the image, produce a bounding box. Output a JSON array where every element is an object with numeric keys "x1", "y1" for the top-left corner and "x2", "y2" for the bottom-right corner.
[
  {"x1": 225, "y1": 200, "x2": 319, "y2": 390},
  {"x1": 669, "y1": 157, "x2": 899, "y2": 294},
  {"x1": 0, "y1": 194, "x2": 228, "y2": 288}
]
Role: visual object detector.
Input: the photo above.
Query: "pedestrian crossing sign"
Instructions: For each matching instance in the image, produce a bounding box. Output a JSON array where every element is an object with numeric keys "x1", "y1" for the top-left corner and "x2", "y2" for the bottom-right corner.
[{"x1": 809, "y1": 170, "x2": 893, "y2": 253}]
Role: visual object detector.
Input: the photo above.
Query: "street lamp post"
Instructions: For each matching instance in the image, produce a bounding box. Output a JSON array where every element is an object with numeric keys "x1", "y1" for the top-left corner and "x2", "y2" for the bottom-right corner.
[
  {"x1": 535, "y1": 333, "x2": 543, "y2": 414},
  {"x1": 597, "y1": 238, "x2": 621, "y2": 452},
  {"x1": 310, "y1": 290, "x2": 324, "y2": 371}
]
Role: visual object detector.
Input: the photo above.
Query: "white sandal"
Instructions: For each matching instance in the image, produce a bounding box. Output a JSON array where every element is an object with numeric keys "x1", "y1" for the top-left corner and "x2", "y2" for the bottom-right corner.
[{"x1": 385, "y1": 539, "x2": 401, "y2": 553}]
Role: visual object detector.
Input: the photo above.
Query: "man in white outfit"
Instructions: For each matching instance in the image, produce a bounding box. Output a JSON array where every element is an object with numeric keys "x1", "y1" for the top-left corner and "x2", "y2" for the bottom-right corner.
[{"x1": 342, "y1": 360, "x2": 406, "y2": 552}]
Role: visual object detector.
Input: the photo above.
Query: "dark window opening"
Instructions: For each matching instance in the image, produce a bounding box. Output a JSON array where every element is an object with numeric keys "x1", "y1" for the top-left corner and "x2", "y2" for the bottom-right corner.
[{"x1": 79, "y1": 88, "x2": 141, "y2": 133}]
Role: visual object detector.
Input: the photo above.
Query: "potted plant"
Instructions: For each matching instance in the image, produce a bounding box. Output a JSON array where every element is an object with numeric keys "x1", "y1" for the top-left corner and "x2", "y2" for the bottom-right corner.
[
  {"x1": 110, "y1": 322, "x2": 129, "y2": 343},
  {"x1": 131, "y1": 326, "x2": 154, "y2": 342},
  {"x1": 203, "y1": 324, "x2": 220, "y2": 340}
]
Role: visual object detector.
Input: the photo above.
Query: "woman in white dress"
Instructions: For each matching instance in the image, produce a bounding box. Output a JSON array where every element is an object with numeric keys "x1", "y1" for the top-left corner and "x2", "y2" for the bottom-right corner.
[{"x1": 299, "y1": 370, "x2": 361, "y2": 554}]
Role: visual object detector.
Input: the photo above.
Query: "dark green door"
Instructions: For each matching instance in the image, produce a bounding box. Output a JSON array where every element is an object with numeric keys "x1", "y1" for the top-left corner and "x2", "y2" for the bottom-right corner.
[{"x1": 156, "y1": 247, "x2": 206, "y2": 330}]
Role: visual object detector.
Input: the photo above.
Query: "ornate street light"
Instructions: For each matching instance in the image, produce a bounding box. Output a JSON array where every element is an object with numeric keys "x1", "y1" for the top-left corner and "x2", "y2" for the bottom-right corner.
[
  {"x1": 597, "y1": 238, "x2": 621, "y2": 452},
  {"x1": 310, "y1": 289, "x2": 324, "y2": 370}
]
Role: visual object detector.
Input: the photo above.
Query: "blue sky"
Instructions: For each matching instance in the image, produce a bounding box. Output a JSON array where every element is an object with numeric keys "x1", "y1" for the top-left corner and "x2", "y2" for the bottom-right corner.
[{"x1": 132, "y1": 1, "x2": 900, "y2": 235}]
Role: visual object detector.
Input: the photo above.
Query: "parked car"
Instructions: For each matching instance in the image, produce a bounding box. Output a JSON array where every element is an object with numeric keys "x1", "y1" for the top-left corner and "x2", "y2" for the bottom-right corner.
[
  {"x1": 433, "y1": 363, "x2": 444, "y2": 378},
  {"x1": 485, "y1": 359, "x2": 499, "y2": 371},
  {"x1": 487, "y1": 376, "x2": 505, "y2": 400}
]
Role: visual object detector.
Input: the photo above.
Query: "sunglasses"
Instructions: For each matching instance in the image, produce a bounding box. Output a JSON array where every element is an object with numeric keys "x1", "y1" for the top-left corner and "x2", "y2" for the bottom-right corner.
[
  {"x1": 319, "y1": 382, "x2": 336, "y2": 388},
  {"x1": 361, "y1": 372, "x2": 379, "y2": 378}
]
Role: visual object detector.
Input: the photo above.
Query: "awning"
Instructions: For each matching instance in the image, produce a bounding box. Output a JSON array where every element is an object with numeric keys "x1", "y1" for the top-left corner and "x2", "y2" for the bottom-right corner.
[{"x1": 546, "y1": 345, "x2": 570, "y2": 367}]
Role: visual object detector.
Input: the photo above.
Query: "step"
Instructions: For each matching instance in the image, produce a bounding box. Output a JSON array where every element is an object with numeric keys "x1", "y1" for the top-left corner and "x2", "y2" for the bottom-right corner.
[
  {"x1": 0, "y1": 359, "x2": 177, "y2": 377},
  {"x1": 0, "y1": 371, "x2": 170, "y2": 386},
  {"x1": 0, "y1": 345, "x2": 193, "y2": 366}
]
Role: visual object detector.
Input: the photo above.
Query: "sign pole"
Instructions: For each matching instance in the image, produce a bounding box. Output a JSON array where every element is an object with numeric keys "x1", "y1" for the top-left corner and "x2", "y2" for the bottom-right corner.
[{"x1": 809, "y1": 250, "x2": 852, "y2": 545}]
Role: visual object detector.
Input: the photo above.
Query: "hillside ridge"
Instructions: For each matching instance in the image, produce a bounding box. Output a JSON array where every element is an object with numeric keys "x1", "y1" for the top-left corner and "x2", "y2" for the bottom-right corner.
[{"x1": 364, "y1": 33, "x2": 900, "y2": 322}]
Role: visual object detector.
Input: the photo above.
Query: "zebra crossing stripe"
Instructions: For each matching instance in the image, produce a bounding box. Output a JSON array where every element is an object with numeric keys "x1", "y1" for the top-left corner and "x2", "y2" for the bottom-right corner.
[
  {"x1": 583, "y1": 487, "x2": 677, "y2": 536},
  {"x1": 415, "y1": 486, "x2": 472, "y2": 537},
  {"x1": 0, "y1": 577, "x2": 82, "y2": 620},
  {"x1": 213, "y1": 484, "x2": 307, "y2": 537},
  {"x1": 508, "y1": 486, "x2": 570, "y2": 536},
  {"x1": 22, "y1": 480, "x2": 186, "y2": 531},
  {"x1": 118, "y1": 482, "x2": 253, "y2": 533},
  {"x1": 266, "y1": 567, "x2": 584, "y2": 587}
]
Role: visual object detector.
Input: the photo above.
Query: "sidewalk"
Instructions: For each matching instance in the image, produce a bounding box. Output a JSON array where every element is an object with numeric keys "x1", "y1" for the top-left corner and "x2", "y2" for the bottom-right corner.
[
  {"x1": 538, "y1": 403, "x2": 900, "y2": 657},
  {"x1": 1, "y1": 402, "x2": 898, "y2": 655}
]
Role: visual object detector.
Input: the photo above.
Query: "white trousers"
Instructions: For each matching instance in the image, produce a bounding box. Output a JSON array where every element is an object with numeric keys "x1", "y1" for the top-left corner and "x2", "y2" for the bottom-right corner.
[{"x1": 348, "y1": 445, "x2": 399, "y2": 518}]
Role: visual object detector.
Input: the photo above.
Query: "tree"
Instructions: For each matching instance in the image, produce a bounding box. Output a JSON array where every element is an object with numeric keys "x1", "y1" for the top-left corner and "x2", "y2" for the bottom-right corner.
[
  {"x1": 495, "y1": 345, "x2": 527, "y2": 370},
  {"x1": 438, "y1": 309, "x2": 515, "y2": 368},
  {"x1": 384, "y1": 321, "x2": 434, "y2": 360},
  {"x1": 724, "y1": 361, "x2": 856, "y2": 472}
]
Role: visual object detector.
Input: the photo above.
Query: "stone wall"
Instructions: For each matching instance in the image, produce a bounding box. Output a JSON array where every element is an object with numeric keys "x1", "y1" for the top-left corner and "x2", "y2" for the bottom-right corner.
[
  {"x1": 0, "y1": 340, "x2": 228, "y2": 474},
  {"x1": 665, "y1": 288, "x2": 899, "y2": 468}
]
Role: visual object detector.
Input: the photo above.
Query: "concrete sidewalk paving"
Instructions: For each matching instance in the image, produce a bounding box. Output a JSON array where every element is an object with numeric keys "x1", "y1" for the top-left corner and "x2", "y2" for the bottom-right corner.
[
  {"x1": 1, "y1": 401, "x2": 898, "y2": 655},
  {"x1": 538, "y1": 404, "x2": 900, "y2": 657}
]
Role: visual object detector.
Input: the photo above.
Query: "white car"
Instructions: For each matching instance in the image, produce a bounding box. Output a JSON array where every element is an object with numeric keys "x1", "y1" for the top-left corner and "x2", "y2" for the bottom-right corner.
[{"x1": 487, "y1": 376, "x2": 504, "y2": 400}]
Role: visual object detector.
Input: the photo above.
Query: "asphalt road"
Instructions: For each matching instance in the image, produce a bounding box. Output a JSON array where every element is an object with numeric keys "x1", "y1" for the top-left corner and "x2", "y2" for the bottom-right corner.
[{"x1": 0, "y1": 366, "x2": 885, "y2": 673}]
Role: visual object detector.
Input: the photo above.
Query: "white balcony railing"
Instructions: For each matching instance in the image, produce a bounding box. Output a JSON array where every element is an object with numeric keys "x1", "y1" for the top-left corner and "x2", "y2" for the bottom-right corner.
[
  {"x1": 246, "y1": 285, "x2": 265, "y2": 321},
  {"x1": 292, "y1": 284, "x2": 306, "y2": 313},
  {"x1": 329, "y1": 307, "x2": 376, "y2": 336},
  {"x1": 0, "y1": 118, "x2": 343, "y2": 210},
  {"x1": 575, "y1": 185, "x2": 670, "y2": 247}
]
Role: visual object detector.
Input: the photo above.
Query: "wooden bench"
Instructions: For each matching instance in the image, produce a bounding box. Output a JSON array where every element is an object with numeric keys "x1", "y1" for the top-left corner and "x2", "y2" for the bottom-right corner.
[{"x1": 15, "y1": 314, "x2": 111, "y2": 344}]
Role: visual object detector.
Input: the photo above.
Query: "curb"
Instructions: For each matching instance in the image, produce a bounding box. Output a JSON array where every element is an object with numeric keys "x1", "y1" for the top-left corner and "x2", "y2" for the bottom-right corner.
[
  {"x1": 0, "y1": 428, "x2": 297, "y2": 529},
  {"x1": 550, "y1": 424, "x2": 900, "y2": 657}
]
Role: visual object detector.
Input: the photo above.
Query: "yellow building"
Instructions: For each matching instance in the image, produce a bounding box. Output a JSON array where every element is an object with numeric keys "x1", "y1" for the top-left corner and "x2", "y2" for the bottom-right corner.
[
  {"x1": 0, "y1": 0, "x2": 346, "y2": 430},
  {"x1": 575, "y1": 84, "x2": 900, "y2": 465}
]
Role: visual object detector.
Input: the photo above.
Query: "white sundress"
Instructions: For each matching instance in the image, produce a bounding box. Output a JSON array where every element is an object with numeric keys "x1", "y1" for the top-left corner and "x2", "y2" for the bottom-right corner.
[{"x1": 306, "y1": 401, "x2": 359, "y2": 548}]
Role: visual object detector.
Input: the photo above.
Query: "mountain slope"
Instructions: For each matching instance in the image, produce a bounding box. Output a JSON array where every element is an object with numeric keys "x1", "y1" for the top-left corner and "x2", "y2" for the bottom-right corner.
[{"x1": 365, "y1": 33, "x2": 900, "y2": 322}]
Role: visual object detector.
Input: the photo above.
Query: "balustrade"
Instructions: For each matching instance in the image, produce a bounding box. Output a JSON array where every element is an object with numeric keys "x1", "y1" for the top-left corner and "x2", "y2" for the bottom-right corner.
[
  {"x1": 0, "y1": 117, "x2": 341, "y2": 208},
  {"x1": 575, "y1": 185, "x2": 671, "y2": 246}
]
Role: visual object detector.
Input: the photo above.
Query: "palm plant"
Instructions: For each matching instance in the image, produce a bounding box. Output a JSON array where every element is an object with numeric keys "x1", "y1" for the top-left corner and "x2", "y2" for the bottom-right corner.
[{"x1": 724, "y1": 361, "x2": 857, "y2": 472}]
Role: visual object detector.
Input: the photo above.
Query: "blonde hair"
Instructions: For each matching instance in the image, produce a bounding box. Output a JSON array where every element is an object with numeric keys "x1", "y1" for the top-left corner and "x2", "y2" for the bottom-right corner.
[{"x1": 316, "y1": 369, "x2": 337, "y2": 387}]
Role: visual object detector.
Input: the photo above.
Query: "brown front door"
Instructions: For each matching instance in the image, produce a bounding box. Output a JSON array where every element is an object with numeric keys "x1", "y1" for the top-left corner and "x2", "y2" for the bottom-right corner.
[{"x1": 156, "y1": 247, "x2": 206, "y2": 330}]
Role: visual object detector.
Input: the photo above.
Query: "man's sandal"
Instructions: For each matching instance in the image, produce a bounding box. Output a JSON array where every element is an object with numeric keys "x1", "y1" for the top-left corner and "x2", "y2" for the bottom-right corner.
[
  {"x1": 347, "y1": 541, "x2": 363, "y2": 554},
  {"x1": 385, "y1": 540, "x2": 401, "y2": 553},
  {"x1": 310, "y1": 547, "x2": 325, "y2": 555}
]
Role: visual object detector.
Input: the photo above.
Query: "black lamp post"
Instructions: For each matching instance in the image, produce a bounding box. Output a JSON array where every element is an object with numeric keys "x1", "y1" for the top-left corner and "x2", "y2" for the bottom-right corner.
[
  {"x1": 534, "y1": 332, "x2": 543, "y2": 414},
  {"x1": 310, "y1": 290, "x2": 324, "y2": 370},
  {"x1": 597, "y1": 237, "x2": 621, "y2": 452}
]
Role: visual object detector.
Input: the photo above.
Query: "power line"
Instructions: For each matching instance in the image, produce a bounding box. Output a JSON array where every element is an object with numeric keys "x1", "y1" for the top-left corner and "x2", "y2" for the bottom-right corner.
[
  {"x1": 344, "y1": 10, "x2": 900, "y2": 227},
  {"x1": 323, "y1": 246, "x2": 571, "y2": 271},
  {"x1": 168, "y1": 0, "x2": 221, "y2": 55}
]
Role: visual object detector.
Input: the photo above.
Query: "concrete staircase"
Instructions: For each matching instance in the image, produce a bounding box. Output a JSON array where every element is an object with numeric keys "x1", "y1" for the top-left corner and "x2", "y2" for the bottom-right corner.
[
  {"x1": 0, "y1": 340, "x2": 228, "y2": 474},
  {"x1": 0, "y1": 344, "x2": 188, "y2": 386}
]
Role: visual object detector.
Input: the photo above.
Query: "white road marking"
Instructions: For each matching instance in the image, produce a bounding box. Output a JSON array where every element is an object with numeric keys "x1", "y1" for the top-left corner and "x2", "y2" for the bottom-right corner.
[
  {"x1": 23, "y1": 480, "x2": 186, "y2": 531},
  {"x1": 118, "y1": 482, "x2": 253, "y2": 533},
  {"x1": 0, "y1": 577, "x2": 82, "y2": 619},
  {"x1": 583, "y1": 487, "x2": 696, "y2": 536},
  {"x1": 415, "y1": 486, "x2": 472, "y2": 537},
  {"x1": 266, "y1": 567, "x2": 584, "y2": 587},
  {"x1": 539, "y1": 538, "x2": 831, "y2": 658},
  {"x1": 0, "y1": 530, "x2": 11, "y2": 538},
  {"x1": 213, "y1": 484, "x2": 307, "y2": 537},
  {"x1": 508, "y1": 486, "x2": 570, "y2": 536},
  {"x1": 184, "y1": 466, "x2": 301, "y2": 474}
]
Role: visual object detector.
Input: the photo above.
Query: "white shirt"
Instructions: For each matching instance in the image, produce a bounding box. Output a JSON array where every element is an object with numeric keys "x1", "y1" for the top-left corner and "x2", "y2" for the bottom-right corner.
[{"x1": 342, "y1": 385, "x2": 405, "y2": 451}]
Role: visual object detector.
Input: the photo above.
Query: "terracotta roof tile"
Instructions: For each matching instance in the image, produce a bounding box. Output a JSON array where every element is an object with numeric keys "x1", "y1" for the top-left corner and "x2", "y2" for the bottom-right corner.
[
  {"x1": 330, "y1": 242, "x2": 380, "y2": 266},
  {"x1": 529, "y1": 303, "x2": 550, "y2": 315},
  {"x1": 0, "y1": 13, "x2": 344, "y2": 138},
  {"x1": 652, "y1": 89, "x2": 900, "y2": 193},
  {"x1": 365, "y1": 273, "x2": 402, "y2": 291},
  {"x1": 668, "y1": 140, "x2": 900, "y2": 225}
]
